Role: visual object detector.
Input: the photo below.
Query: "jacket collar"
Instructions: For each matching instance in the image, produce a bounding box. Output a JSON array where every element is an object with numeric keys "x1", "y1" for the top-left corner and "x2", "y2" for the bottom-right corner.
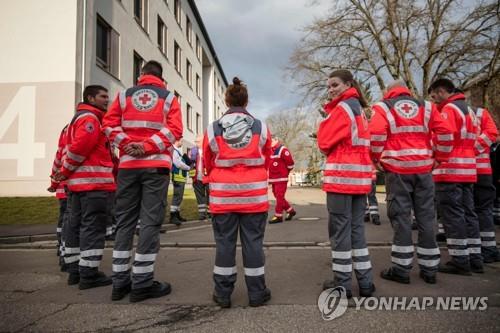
[
  {"x1": 137, "y1": 74, "x2": 166, "y2": 88},
  {"x1": 324, "y1": 87, "x2": 360, "y2": 114},
  {"x1": 224, "y1": 106, "x2": 253, "y2": 117},
  {"x1": 76, "y1": 103, "x2": 105, "y2": 119},
  {"x1": 438, "y1": 93, "x2": 465, "y2": 111},
  {"x1": 383, "y1": 86, "x2": 412, "y2": 100}
]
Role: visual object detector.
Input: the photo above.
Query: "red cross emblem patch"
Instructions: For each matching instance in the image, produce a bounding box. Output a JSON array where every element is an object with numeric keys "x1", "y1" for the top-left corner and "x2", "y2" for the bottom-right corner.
[
  {"x1": 132, "y1": 89, "x2": 159, "y2": 112},
  {"x1": 394, "y1": 100, "x2": 418, "y2": 119}
]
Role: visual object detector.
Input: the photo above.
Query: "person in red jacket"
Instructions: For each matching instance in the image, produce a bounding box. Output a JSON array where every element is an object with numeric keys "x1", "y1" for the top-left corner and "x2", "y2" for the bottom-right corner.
[
  {"x1": 428, "y1": 79, "x2": 482, "y2": 275},
  {"x1": 268, "y1": 135, "x2": 296, "y2": 224},
  {"x1": 52, "y1": 85, "x2": 116, "y2": 289},
  {"x1": 317, "y1": 69, "x2": 374, "y2": 298},
  {"x1": 370, "y1": 80, "x2": 454, "y2": 284},
  {"x1": 203, "y1": 77, "x2": 272, "y2": 308},
  {"x1": 48, "y1": 124, "x2": 69, "y2": 270},
  {"x1": 473, "y1": 106, "x2": 499, "y2": 262},
  {"x1": 103, "y1": 61, "x2": 183, "y2": 303}
]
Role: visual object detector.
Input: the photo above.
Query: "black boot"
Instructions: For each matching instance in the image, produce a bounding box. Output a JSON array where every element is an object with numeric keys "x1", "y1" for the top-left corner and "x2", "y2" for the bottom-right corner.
[
  {"x1": 322, "y1": 280, "x2": 353, "y2": 298},
  {"x1": 359, "y1": 283, "x2": 376, "y2": 297},
  {"x1": 285, "y1": 209, "x2": 296, "y2": 221},
  {"x1": 371, "y1": 214, "x2": 381, "y2": 225},
  {"x1": 380, "y1": 267, "x2": 410, "y2": 284},
  {"x1": 438, "y1": 261, "x2": 472, "y2": 276},
  {"x1": 111, "y1": 283, "x2": 132, "y2": 301},
  {"x1": 212, "y1": 294, "x2": 231, "y2": 308},
  {"x1": 79, "y1": 271, "x2": 112, "y2": 290},
  {"x1": 169, "y1": 212, "x2": 181, "y2": 226},
  {"x1": 130, "y1": 281, "x2": 172, "y2": 303},
  {"x1": 419, "y1": 271, "x2": 436, "y2": 284},
  {"x1": 268, "y1": 216, "x2": 283, "y2": 224},
  {"x1": 249, "y1": 288, "x2": 272, "y2": 307},
  {"x1": 67, "y1": 273, "x2": 80, "y2": 285},
  {"x1": 436, "y1": 233, "x2": 447, "y2": 243}
]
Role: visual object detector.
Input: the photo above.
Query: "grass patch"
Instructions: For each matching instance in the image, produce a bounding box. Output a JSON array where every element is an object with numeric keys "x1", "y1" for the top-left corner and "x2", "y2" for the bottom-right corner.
[{"x1": 0, "y1": 188, "x2": 200, "y2": 225}]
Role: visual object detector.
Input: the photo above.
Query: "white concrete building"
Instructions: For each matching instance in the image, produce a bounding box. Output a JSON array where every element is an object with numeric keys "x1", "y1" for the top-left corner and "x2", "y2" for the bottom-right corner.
[{"x1": 0, "y1": 0, "x2": 228, "y2": 196}]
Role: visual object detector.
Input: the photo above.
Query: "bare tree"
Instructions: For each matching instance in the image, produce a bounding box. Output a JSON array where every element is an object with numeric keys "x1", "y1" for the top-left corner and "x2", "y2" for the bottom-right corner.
[{"x1": 288, "y1": 0, "x2": 499, "y2": 104}]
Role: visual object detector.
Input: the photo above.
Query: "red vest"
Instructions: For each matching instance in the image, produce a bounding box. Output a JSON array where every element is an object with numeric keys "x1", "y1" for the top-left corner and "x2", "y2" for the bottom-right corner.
[
  {"x1": 432, "y1": 94, "x2": 478, "y2": 183},
  {"x1": 102, "y1": 75, "x2": 183, "y2": 169},
  {"x1": 50, "y1": 125, "x2": 68, "y2": 199},
  {"x1": 269, "y1": 143, "x2": 294, "y2": 183},
  {"x1": 203, "y1": 107, "x2": 272, "y2": 213},
  {"x1": 60, "y1": 104, "x2": 116, "y2": 192},
  {"x1": 317, "y1": 88, "x2": 372, "y2": 194},
  {"x1": 369, "y1": 87, "x2": 454, "y2": 174},
  {"x1": 474, "y1": 107, "x2": 498, "y2": 175}
]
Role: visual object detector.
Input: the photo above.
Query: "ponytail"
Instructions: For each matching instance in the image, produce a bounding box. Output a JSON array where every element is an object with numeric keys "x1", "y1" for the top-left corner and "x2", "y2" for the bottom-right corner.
[
  {"x1": 351, "y1": 80, "x2": 368, "y2": 108},
  {"x1": 329, "y1": 69, "x2": 368, "y2": 107}
]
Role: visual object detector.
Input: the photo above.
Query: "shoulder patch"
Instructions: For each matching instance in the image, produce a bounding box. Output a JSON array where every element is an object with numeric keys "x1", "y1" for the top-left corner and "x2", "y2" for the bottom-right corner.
[
  {"x1": 132, "y1": 88, "x2": 159, "y2": 112},
  {"x1": 85, "y1": 122, "x2": 95, "y2": 133}
]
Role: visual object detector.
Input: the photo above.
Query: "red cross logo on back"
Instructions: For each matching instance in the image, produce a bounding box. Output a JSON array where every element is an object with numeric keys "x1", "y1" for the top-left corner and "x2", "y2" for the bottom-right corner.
[
  {"x1": 394, "y1": 100, "x2": 418, "y2": 119},
  {"x1": 132, "y1": 89, "x2": 159, "y2": 111},
  {"x1": 139, "y1": 93, "x2": 151, "y2": 105}
]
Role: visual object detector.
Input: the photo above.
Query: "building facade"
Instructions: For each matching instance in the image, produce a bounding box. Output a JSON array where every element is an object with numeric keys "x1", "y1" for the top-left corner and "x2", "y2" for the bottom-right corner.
[{"x1": 0, "y1": 0, "x2": 227, "y2": 196}]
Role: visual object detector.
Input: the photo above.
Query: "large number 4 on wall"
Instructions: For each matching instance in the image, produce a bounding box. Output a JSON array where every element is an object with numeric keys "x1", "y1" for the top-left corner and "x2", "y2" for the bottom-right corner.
[{"x1": 0, "y1": 86, "x2": 45, "y2": 177}]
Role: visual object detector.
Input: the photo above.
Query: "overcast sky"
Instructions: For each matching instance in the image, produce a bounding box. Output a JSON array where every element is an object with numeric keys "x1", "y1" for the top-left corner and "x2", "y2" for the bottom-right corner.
[{"x1": 196, "y1": 0, "x2": 330, "y2": 119}]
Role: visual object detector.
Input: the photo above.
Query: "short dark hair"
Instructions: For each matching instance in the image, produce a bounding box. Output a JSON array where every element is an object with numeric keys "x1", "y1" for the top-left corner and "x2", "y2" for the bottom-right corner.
[
  {"x1": 83, "y1": 85, "x2": 107, "y2": 103},
  {"x1": 141, "y1": 60, "x2": 163, "y2": 78},
  {"x1": 428, "y1": 78, "x2": 456, "y2": 94}
]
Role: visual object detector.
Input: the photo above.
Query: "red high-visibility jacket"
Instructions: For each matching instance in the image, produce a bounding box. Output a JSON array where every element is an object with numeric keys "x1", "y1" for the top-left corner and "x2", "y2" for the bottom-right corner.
[
  {"x1": 269, "y1": 143, "x2": 294, "y2": 183},
  {"x1": 102, "y1": 75, "x2": 183, "y2": 169},
  {"x1": 474, "y1": 107, "x2": 498, "y2": 175},
  {"x1": 369, "y1": 87, "x2": 454, "y2": 174},
  {"x1": 50, "y1": 124, "x2": 68, "y2": 199},
  {"x1": 432, "y1": 93, "x2": 479, "y2": 183},
  {"x1": 60, "y1": 104, "x2": 116, "y2": 192},
  {"x1": 203, "y1": 107, "x2": 272, "y2": 214},
  {"x1": 317, "y1": 88, "x2": 372, "y2": 194}
]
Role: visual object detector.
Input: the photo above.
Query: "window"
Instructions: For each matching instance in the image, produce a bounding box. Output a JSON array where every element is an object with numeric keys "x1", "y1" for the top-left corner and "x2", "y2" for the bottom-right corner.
[
  {"x1": 186, "y1": 103, "x2": 192, "y2": 131},
  {"x1": 157, "y1": 16, "x2": 168, "y2": 56},
  {"x1": 186, "y1": 60, "x2": 192, "y2": 87},
  {"x1": 133, "y1": 51, "x2": 144, "y2": 85},
  {"x1": 195, "y1": 35, "x2": 201, "y2": 61},
  {"x1": 196, "y1": 113, "x2": 201, "y2": 134},
  {"x1": 134, "y1": 0, "x2": 148, "y2": 31},
  {"x1": 174, "y1": 0, "x2": 181, "y2": 25},
  {"x1": 96, "y1": 15, "x2": 119, "y2": 77},
  {"x1": 186, "y1": 16, "x2": 192, "y2": 45},
  {"x1": 174, "y1": 41, "x2": 181, "y2": 74},
  {"x1": 195, "y1": 74, "x2": 200, "y2": 97}
]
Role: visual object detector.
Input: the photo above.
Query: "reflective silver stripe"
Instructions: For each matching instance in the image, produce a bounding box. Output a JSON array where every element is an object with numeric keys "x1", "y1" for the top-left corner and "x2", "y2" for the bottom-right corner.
[
  {"x1": 353, "y1": 261, "x2": 372, "y2": 270},
  {"x1": 447, "y1": 238, "x2": 467, "y2": 246},
  {"x1": 104, "y1": 127, "x2": 113, "y2": 136},
  {"x1": 65, "y1": 256, "x2": 80, "y2": 263},
  {"x1": 391, "y1": 257, "x2": 413, "y2": 265},
  {"x1": 418, "y1": 258, "x2": 440, "y2": 267},
  {"x1": 433, "y1": 168, "x2": 476, "y2": 175},
  {"x1": 376, "y1": 102, "x2": 427, "y2": 134},
  {"x1": 467, "y1": 238, "x2": 481, "y2": 245},
  {"x1": 132, "y1": 264, "x2": 155, "y2": 274},
  {"x1": 482, "y1": 241, "x2": 497, "y2": 247},
  {"x1": 324, "y1": 163, "x2": 372, "y2": 172},
  {"x1": 332, "y1": 263, "x2": 352, "y2": 272},
  {"x1": 52, "y1": 165, "x2": 59, "y2": 172},
  {"x1": 436, "y1": 145, "x2": 453, "y2": 152},
  {"x1": 210, "y1": 181, "x2": 268, "y2": 191},
  {"x1": 74, "y1": 166, "x2": 113, "y2": 173},
  {"x1": 119, "y1": 90, "x2": 126, "y2": 110},
  {"x1": 480, "y1": 231, "x2": 495, "y2": 237},
  {"x1": 382, "y1": 159, "x2": 433, "y2": 168},
  {"x1": 371, "y1": 146, "x2": 384, "y2": 153},
  {"x1": 207, "y1": 122, "x2": 218, "y2": 153},
  {"x1": 269, "y1": 177, "x2": 289, "y2": 182},
  {"x1": 56, "y1": 228, "x2": 62, "y2": 233},
  {"x1": 113, "y1": 251, "x2": 132, "y2": 259},
  {"x1": 479, "y1": 133, "x2": 493, "y2": 146},
  {"x1": 81, "y1": 249, "x2": 104, "y2": 257},
  {"x1": 371, "y1": 135, "x2": 387, "y2": 141},
  {"x1": 332, "y1": 251, "x2": 351, "y2": 259},
  {"x1": 213, "y1": 265, "x2": 237, "y2": 275},
  {"x1": 56, "y1": 189, "x2": 65, "y2": 194},
  {"x1": 468, "y1": 247, "x2": 481, "y2": 254},
  {"x1": 259, "y1": 121, "x2": 268, "y2": 148},
  {"x1": 215, "y1": 157, "x2": 265, "y2": 167},
  {"x1": 163, "y1": 91, "x2": 175, "y2": 114},
  {"x1": 465, "y1": 133, "x2": 476, "y2": 140},
  {"x1": 477, "y1": 153, "x2": 490, "y2": 159},
  {"x1": 424, "y1": 101, "x2": 432, "y2": 130},
  {"x1": 160, "y1": 127, "x2": 176, "y2": 144},
  {"x1": 79, "y1": 259, "x2": 101, "y2": 267},
  {"x1": 120, "y1": 154, "x2": 172, "y2": 163},
  {"x1": 244, "y1": 266, "x2": 265, "y2": 276},
  {"x1": 65, "y1": 247, "x2": 80, "y2": 254},
  {"x1": 151, "y1": 134, "x2": 165, "y2": 151},
  {"x1": 417, "y1": 247, "x2": 440, "y2": 255},
  {"x1": 210, "y1": 195, "x2": 268, "y2": 205},
  {"x1": 478, "y1": 162, "x2": 492, "y2": 169},
  {"x1": 122, "y1": 120, "x2": 163, "y2": 130},
  {"x1": 63, "y1": 160, "x2": 78, "y2": 171},
  {"x1": 382, "y1": 149, "x2": 432, "y2": 157},
  {"x1": 476, "y1": 107, "x2": 484, "y2": 118},
  {"x1": 448, "y1": 157, "x2": 475, "y2": 164},
  {"x1": 475, "y1": 142, "x2": 485, "y2": 153},
  {"x1": 352, "y1": 248, "x2": 369, "y2": 257},
  {"x1": 339, "y1": 102, "x2": 370, "y2": 147},
  {"x1": 135, "y1": 253, "x2": 157, "y2": 261},
  {"x1": 323, "y1": 176, "x2": 372, "y2": 186},
  {"x1": 392, "y1": 245, "x2": 414, "y2": 253},
  {"x1": 74, "y1": 112, "x2": 98, "y2": 124},
  {"x1": 113, "y1": 264, "x2": 130, "y2": 272},
  {"x1": 67, "y1": 151, "x2": 85, "y2": 162},
  {"x1": 448, "y1": 103, "x2": 468, "y2": 139},
  {"x1": 68, "y1": 177, "x2": 115, "y2": 185},
  {"x1": 437, "y1": 134, "x2": 454, "y2": 141},
  {"x1": 114, "y1": 132, "x2": 127, "y2": 146}
]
